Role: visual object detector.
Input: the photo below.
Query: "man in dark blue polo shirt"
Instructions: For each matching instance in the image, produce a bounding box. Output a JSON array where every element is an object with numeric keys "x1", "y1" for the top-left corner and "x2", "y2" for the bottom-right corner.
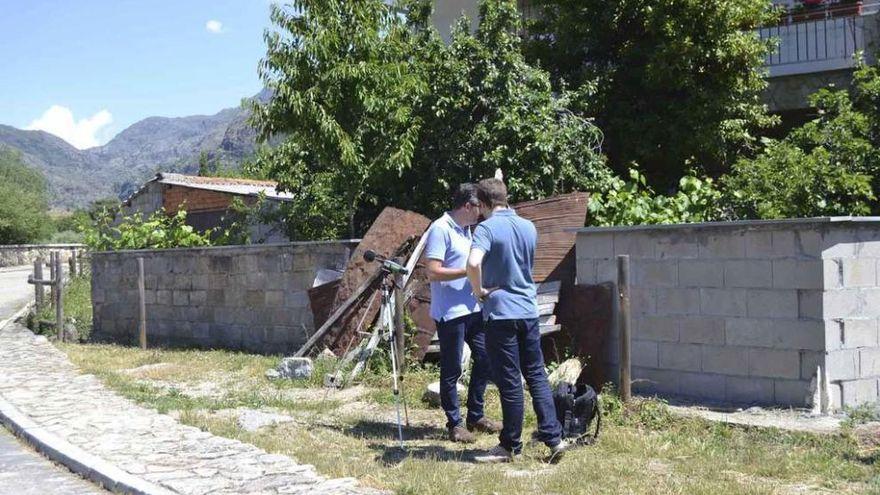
[
  {"x1": 466, "y1": 178, "x2": 568, "y2": 463},
  {"x1": 424, "y1": 183, "x2": 501, "y2": 443}
]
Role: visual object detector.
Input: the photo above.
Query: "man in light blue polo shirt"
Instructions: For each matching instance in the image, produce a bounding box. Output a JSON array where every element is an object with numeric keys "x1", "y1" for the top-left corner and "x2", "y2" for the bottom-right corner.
[
  {"x1": 466, "y1": 178, "x2": 567, "y2": 463},
  {"x1": 424, "y1": 183, "x2": 501, "y2": 443}
]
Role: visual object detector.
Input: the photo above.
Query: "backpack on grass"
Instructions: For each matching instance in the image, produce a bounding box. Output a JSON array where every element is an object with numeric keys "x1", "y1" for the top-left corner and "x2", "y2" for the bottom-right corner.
[{"x1": 553, "y1": 381, "x2": 601, "y2": 445}]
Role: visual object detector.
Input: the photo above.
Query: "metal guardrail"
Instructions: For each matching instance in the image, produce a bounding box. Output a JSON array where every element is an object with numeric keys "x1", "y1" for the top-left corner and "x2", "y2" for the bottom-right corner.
[{"x1": 759, "y1": 14, "x2": 863, "y2": 68}]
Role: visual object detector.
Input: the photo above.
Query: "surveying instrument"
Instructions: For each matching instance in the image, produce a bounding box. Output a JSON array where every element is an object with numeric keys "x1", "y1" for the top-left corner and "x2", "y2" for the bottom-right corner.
[{"x1": 362, "y1": 249, "x2": 410, "y2": 448}]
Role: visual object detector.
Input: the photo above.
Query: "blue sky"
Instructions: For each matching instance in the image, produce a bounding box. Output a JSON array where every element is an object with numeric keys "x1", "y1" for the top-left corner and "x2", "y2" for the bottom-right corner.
[{"x1": 0, "y1": 0, "x2": 275, "y2": 149}]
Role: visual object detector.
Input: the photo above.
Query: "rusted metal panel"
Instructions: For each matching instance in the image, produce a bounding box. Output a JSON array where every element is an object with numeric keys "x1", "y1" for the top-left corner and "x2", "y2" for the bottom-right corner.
[
  {"x1": 307, "y1": 279, "x2": 340, "y2": 330},
  {"x1": 326, "y1": 207, "x2": 431, "y2": 355},
  {"x1": 512, "y1": 192, "x2": 589, "y2": 283}
]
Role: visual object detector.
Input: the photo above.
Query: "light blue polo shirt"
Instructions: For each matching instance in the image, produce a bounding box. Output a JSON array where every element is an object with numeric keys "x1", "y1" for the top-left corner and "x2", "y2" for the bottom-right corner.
[
  {"x1": 472, "y1": 209, "x2": 539, "y2": 321},
  {"x1": 425, "y1": 213, "x2": 481, "y2": 322}
]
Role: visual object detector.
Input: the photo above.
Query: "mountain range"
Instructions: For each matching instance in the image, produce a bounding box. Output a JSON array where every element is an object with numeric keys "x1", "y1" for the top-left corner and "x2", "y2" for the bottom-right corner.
[{"x1": 0, "y1": 89, "x2": 270, "y2": 210}]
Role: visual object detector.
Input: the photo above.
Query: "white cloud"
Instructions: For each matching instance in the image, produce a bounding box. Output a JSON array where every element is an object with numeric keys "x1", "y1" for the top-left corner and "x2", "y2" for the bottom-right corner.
[
  {"x1": 206, "y1": 20, "x2": 223, "y2": 34},
  {"x1": 26, "y1": 105, "x2": 113, "y2": 150}
]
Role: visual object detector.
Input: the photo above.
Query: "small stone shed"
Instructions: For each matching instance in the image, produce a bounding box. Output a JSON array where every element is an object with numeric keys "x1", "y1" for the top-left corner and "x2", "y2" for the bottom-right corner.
[
  {"x1": 575, "y1": 217, "x2": 880, "y2": 410},
  {"x1": 122, "y1": 173, "x2": 293, "y2": 243}
]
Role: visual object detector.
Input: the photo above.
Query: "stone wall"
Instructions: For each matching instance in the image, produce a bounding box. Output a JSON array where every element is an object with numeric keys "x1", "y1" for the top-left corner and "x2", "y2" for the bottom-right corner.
[
  {"x1": 91, "y1": 241, "x2": 358, "y2": 354},
  {"x1": 575, "y1": 217, "x2": 880, "y2": 409},
  {"x1": 0, "y1": 244, "x2": 84, "y2": 268}
]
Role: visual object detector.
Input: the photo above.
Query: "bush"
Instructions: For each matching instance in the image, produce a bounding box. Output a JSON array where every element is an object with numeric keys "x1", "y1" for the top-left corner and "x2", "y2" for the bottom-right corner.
[
  {"x1": 589, "y1": 169, "x2": 725, "y2": 226},
  {"x1": 724, "y1": 60, "x2": 880, "y2": 219},
  {"x1": 83, "y1": 208, "x2": 214, "y2": 251}
]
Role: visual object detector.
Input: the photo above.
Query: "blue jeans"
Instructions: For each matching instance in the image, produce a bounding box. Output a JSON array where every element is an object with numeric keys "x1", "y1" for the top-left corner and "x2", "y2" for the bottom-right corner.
[
  {"x1": 485, "y1": 318, "x2": 563, "y2": 453},
  {"x1": 436, "y1": 312, "x2": 491, "y2": 429}
]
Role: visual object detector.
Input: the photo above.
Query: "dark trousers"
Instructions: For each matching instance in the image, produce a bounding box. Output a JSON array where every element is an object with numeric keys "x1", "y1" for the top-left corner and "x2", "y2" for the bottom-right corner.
[
  {"x1": 485, "y1": 318, "x2": 562, "y2": 453},
  {"x1": 436, "y1": 312, "x2": 491, "y2": 429}
]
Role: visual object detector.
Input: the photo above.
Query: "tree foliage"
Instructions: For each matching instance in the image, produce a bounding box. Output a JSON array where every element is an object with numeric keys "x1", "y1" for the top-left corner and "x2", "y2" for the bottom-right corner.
[
  {"x1": 524, "y1": 0, "x2": 779, "y2": 185},
  {"x1": 0, "y1": 147, "x2": 52, "y2": 244},
  {"x1": 724, "y1": 61, "x2": 880, "y2": 219},
  {"x1": 250, "y1": 0, "x2": 611, "y2": 239}
]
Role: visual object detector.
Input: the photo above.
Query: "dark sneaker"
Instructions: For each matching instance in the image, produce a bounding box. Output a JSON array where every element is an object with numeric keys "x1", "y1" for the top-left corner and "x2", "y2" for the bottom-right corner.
[
  {"x1": 467, "y1": 417, "x2": 503, "y2": 434},
  {"x1": 474, "y1": 444, "x2": 518, "y2": 464},
  {"x1": 449, "y1": 424, "x2": 477, "y2": 443},
  {"x1": 547, "y1": 439, "x2": 572, "y2": 464}
]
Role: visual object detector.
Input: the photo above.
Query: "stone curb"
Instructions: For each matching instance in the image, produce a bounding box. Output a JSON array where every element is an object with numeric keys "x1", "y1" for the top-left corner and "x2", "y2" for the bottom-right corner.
[{"x1": 0, "y1": 304, "x2": 176, "y2": 495}]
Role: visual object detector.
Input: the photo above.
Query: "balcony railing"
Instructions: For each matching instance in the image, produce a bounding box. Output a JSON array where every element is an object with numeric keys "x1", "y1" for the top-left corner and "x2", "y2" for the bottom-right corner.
[{"x1": 758, "y1": 1, "x2": 880, "y2": 77}]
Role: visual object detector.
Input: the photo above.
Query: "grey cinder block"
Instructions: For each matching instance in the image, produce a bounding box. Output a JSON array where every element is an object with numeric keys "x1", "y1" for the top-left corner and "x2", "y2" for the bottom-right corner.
[
  {"x1": 656, "y1": 288, "x2": 700, "y2": 315},
  {"x1": 678, "y1": 261, "x2": 723, "y2": 288},
  {"x1": 825, "y1": 349, "x2": 859, "y2": 381},
  {"x1": 635, "y1": 260, "x2": 678, "y2": 288},
  {"x1": 632, "y1": 340, "x2": 659, "y2": 368},
  {"x1": 725, "y1": 376, "x2": 774, "y2": 405},
  {"x1": 700, "y1": 233, "x2": 745, "y2": 259},
  {"x1": 840, "y1": 378, "x2": 879, "y2": 406},
  {"x1": 724, "y1": 260, "x2": 773, "y2": 288},
  {"x1": 772, "y1": 260, "x2": 823, "y2": 289},
  {"x1": 700, "y1": 288, "x2": 747, "y2": 317},
  {"x1": 679, "y1": 317, "x2": 725, "y2": 345},
  {"x1": 577, "y1": 233, "x2": 614, "y2": 259},
  {"x1": 658, "y1": 343, "x2": 702, "y2": 372},
  {"x1": 678, "y1": 372, "x2": 726, "y2": 401},
  {"x1": 748, "y1": 348, "x2": 800, "y2": 379},
  {"x1": 635, "y1": 316, "x2": 679, "y2": 342},
  {"x1": 701, "y1": 345, "x2": 744, "y2": 376},
  {"x1": 746, "y1": 289, "x2": 798, "y2": 319},
  {"x1": 773, "y1": 379, "x2": 810, "y2": 407}
]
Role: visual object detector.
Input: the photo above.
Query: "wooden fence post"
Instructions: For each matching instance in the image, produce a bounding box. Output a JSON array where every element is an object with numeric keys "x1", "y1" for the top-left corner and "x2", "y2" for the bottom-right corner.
[
  {"x1": 69, "y1": 250, "x2": 77, "y2": 277},
  {"x1": 49, "y1": 252, "x2": 57, "y2": 303},
  {"x1": 138, "y1": 257, "x2": 147, "y2": 350},
  {"x1": 34, "y1": 258, "x2": 44, "y2": 309},
  {"x1": 55, "y1": 253, "x2": 64, "y2": 342},
  {"x1": 618, "y1": 254, "x2": 632, "y2": 403},
  {"x1": 393, "y1": 272, "x2": 406, "y2": 373}
]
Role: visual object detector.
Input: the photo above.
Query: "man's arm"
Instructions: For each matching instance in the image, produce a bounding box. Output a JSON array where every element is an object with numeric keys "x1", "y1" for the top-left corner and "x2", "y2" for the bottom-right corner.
[
  {"x1": 426, "y1": 259, "x2": 466, "y2": 282},
  {"x1": 466, "y1": 247, "x2": 488, "y2": 301}
]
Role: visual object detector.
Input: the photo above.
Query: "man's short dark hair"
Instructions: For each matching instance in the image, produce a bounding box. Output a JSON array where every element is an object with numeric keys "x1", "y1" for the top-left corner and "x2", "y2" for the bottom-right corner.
[
  {"x1": 477, "y1": 178, "x2": 508, "y2": 208},
  {"x1": 452, "y1": 183, "x2": 479, "y2": 209}
]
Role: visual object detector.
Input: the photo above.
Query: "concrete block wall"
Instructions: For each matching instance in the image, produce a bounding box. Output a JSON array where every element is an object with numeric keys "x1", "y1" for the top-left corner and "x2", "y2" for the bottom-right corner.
[
  {"x1": 575, "y1": 218, "x2": 880, "y2": 409},
  {"x1": 91, "y1": 241, "x2": 358, "y2": 354},
  {"x1": 0, "y1": 244, "x2": 84, "y2": 268}
]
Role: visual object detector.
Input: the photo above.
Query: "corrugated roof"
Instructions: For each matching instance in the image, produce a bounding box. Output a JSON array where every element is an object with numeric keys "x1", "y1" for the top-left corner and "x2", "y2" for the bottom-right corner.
[{"x1": 156, "y1": 173, "x2": 294, "y2": 200}]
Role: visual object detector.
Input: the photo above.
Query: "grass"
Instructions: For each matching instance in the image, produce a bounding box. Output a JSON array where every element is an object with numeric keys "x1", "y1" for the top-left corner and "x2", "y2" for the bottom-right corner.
[
  {"x1": 59, "y1": 342, "x2": 880, "y2": 495},
  {"x1": 30, "y1": 270, "x2": 92, "y2": 340}
]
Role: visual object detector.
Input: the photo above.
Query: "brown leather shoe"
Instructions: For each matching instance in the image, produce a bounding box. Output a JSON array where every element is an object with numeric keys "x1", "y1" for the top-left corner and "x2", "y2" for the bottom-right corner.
[
  {"x1": 449, "y1": 424, "x2": 477, "y2": 443},
  {"x1": 467, "y1": 417, "x2": 503, "y2": 434}
]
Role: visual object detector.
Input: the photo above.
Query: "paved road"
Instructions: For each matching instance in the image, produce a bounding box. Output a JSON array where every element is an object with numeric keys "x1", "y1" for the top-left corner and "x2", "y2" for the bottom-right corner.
[
  {"x1": 0, "y1": 266, "x2": 107, "y2": 495},
  {"x1": 0, "y1": 266, "x2": 32, "y2": 321},
  {"x1": 0, "y1": 428, "x2": 106, "y2": 495}
]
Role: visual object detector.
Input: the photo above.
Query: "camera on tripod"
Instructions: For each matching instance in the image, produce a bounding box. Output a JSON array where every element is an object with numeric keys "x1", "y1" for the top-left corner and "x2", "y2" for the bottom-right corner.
[{"x1": 363, "y1": 249, "x2": 409, "y2": 275}]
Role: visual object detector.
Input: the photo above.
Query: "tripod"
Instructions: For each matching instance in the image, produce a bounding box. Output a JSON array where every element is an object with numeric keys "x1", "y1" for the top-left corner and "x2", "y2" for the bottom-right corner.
[{"x1": 377, "y1": 266, "x2": 408, "y2": 448}]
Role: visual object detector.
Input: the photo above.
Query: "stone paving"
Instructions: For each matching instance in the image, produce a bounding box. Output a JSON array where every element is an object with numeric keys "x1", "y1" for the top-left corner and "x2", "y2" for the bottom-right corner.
[
  {"x1": 0, "y1": 321, "x2": 384, "y2": 495},
  {"x1": 0, "y1": 427, "x2": 107, "y2": 495}
]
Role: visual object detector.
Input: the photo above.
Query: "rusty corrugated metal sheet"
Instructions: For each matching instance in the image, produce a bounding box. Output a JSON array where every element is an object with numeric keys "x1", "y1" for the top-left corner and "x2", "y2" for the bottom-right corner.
[
  {"x1": 326, "y1": 207, "x2": 431, "y2": 355},
  {"x1": 512, "y1": 192, "x2": 589, "y2": 283}
]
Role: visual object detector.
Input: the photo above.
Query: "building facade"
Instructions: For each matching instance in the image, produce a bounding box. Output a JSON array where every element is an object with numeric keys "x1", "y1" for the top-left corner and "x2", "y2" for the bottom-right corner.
[{"x1": 122, "y1": 173, "x2": 293, "y2": 244}]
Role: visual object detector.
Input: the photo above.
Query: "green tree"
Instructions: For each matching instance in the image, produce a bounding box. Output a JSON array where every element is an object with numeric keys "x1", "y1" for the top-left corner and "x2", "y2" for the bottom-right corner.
[
  {"x1": 524, "y1": 0, "x2": 779, "y2": 185},
  {"x1": 250, "y1": 0, "x2": 611, "y2": 239},
  {"x1": 0, "y1": 147, "x2": 52, "y2": 244},
  {"x1": 724, "y1": 61, "x2": 880, "y2": 219}
]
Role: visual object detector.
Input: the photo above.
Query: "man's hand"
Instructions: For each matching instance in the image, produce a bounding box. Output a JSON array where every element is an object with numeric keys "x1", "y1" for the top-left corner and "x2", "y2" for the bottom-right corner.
[
  {"x1": 425, "y1": 259, "x2": 467, "y2": 282},
  {"x1": 473, "y1": 286, "x2": 498, "y2": 303}
]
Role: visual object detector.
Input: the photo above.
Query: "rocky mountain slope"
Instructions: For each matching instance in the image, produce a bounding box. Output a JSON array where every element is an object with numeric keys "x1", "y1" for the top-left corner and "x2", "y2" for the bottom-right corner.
[{"x1": 0, "y1": 91, "x2": 268, "y2": 210}]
